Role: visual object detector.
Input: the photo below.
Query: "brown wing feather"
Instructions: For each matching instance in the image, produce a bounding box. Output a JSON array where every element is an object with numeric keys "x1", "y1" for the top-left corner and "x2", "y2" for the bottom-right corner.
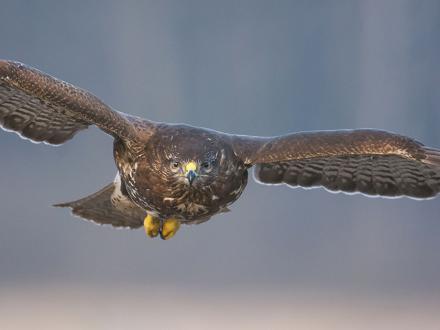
[
  {"x1": 232, "y1": 129, "x2": 427, "y2": 164},
  {"x1": 0, "y1": 60, "x2": 139, "y2": 145},
  {"x1": 232, "y1": 129, "x2": 440, "y2": 198},
  {"x1": 254, "y1": 154, "x2": 440, "y2": 198},
  {"x1": 54, "y1": 181, "x2": 146, "y2": 229}
]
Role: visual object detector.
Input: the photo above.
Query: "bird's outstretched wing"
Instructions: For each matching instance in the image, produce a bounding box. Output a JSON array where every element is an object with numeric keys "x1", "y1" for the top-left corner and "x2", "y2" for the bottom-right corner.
[
  {"x1": 54, "y1": 177, "x2": 146, "y2": 229},
  {"x1": 0, "y1": 60, "x2": 139, "y2": 145},
  {"x1": 231, "y1": 129, "x2": 440, "y2": 198}
]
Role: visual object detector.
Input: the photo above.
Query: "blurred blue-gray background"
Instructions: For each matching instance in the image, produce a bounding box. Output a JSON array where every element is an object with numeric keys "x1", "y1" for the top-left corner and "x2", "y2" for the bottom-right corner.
[{"x1": 1, "y1": 1, "x2": 440, "y2": 329}]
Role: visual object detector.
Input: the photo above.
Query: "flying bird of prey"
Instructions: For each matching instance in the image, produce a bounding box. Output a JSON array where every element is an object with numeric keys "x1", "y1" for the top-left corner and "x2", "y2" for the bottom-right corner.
[{"x1": 1, "y1": 60, "x2": 440, "y2": 240}]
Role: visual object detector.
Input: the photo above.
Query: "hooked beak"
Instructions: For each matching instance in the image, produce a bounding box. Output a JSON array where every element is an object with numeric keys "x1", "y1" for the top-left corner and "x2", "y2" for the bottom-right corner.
[
  {"x1": 186, "y1": 170, "x2": 197, "y2": 185},
  {"x1": 184, "y1": 161, "x2": 198, "y2": 185}
]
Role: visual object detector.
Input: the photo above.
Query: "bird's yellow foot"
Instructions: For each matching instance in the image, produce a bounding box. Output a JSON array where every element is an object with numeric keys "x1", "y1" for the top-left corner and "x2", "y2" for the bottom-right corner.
[
  {"x1": 144, "y1": 214, "x2": 160, "y2": 238},
  {"x1": 160, "y1": 218, "x2": 180, "y2": 240}
]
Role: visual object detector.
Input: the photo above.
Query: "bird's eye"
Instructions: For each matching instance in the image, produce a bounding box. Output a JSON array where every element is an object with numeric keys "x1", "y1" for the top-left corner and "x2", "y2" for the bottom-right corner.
[
  {"x1": 170, "y1": 161, "x2": 180, "y2": 172},
  {"x1": 201, "y1": 161, "x2": 213, "y2": 172}
]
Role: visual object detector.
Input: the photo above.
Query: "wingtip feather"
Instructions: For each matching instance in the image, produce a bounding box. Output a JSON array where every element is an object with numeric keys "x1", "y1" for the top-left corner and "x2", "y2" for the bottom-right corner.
[{"x1": 52, "y1": 201, "x2": 73, "y2": 208}]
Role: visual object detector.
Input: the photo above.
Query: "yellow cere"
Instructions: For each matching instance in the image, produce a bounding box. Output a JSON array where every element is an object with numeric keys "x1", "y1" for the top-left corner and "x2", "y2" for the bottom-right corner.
[{"x1": 184, "y1": 161, "x2": 197, "y2": 173}]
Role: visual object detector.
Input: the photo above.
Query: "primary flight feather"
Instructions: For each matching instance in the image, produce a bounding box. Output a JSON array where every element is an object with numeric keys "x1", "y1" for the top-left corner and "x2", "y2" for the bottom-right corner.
[{"x1": 1, "y1": 60, "x2": 439, "y2": 240}]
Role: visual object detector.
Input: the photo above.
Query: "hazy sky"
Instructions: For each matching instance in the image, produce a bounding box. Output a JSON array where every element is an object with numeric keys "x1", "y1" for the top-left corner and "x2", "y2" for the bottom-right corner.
[{"x1": 1, "y1": 0, "x2": 440, "y2": 300}]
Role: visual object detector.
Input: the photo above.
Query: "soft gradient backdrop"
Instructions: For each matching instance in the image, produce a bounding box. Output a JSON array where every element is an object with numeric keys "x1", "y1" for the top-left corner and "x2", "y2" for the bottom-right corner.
[{"x1": 1, "y1": 1, "x2": 440, "y2": 329}]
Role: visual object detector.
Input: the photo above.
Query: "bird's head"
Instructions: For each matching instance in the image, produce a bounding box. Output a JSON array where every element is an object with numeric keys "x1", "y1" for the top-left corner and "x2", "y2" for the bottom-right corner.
[
  {"x1": 167, "y1": 150, "x2": 219, "y2": 187},
  {"x1": 140, "y1": 125, "x2": 248, "y2": 196}
]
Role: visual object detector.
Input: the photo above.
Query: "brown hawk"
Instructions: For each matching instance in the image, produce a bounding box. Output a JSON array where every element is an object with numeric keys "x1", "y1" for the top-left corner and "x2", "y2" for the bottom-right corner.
[{"x1": 1, "y1": 60, "x2": 440, "y2": 240}]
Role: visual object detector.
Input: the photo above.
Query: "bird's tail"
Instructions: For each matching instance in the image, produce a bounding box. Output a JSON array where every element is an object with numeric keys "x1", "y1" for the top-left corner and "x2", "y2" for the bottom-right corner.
[{"x1": 54, "y1": 175, "x2": 146, "y2": 229}]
